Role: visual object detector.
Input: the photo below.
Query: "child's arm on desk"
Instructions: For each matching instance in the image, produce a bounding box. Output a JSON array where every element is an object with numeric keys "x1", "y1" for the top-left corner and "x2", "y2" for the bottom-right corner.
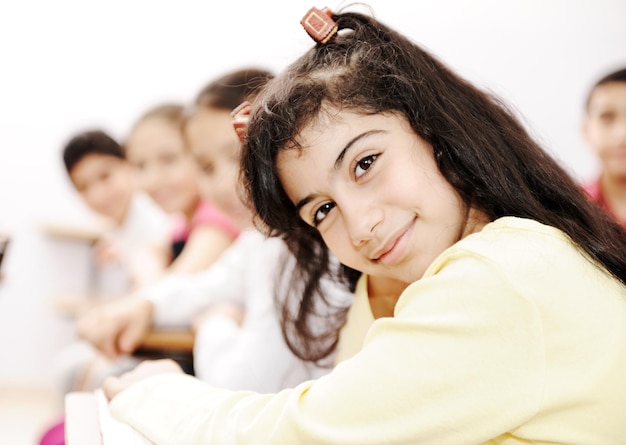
[{"x1": 78, "y1": 296, "x2": 153, "y2": 359}]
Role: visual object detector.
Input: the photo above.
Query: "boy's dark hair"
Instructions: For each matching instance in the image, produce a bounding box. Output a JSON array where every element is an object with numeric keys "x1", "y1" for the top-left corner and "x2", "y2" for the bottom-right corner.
[
  {"x1": 63, "y1": 130, "x2": 124, "y2": 174},
  {"x1": 242, "y1": 10, "x2": 626, "y2": 363},
  {"x1": 586, "y1": 67, "x2": 626, "y2": 109},
  {"x1": 194, "y1": 68, "x2": 274, "y2": 111}
]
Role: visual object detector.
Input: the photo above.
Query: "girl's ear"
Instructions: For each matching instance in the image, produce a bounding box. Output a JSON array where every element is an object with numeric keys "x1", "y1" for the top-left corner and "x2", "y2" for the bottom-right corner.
[{"x1": 231, "y1": 101, "x2": 251, "y2": 143}]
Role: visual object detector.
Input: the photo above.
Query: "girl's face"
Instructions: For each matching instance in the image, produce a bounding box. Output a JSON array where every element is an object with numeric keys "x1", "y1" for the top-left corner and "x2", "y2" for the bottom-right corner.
[
  {"x1": 277, "y1": 110, "x2": 488, "y2": 284},
  {"x1": 184, "y1": 108, "x2": 252, "y2": 229},
  {"x1": 70, "y1": 154, "x2": 134, "y2": 225},
  {"x1": 125, "y1": 117, "x2": 200, "y2": 216}
]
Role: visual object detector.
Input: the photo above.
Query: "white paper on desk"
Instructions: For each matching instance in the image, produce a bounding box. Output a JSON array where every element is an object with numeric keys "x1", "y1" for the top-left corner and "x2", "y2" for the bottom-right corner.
[{"x1": 95, "y1": 389, "x2": 155, "y2": 445}]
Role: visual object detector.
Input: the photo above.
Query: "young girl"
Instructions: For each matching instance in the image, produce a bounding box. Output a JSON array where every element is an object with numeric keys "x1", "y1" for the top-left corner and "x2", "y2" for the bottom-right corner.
[
  {"x1": 103, "y1": 7, "x2": 626, "y2": 444},
  {"x1": 124, "y1": 103, "x2": 239, "y2": 274}
]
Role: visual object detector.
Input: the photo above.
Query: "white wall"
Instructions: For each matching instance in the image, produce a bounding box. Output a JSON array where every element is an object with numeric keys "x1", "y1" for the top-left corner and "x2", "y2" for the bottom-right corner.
[{"x1": 1, "y1": 0, "x2": 625, "y2": 386}]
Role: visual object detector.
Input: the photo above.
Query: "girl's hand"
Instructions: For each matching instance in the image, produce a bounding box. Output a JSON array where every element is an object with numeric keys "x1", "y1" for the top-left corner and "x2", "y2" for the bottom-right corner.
[
  {"x1": 77, "y1": 296, "x2": 153, "y2": 359},
  {"x1": 93, "y1": 235, "x2": 122, "y2": 267},
  {"x1": 103, "y1": 359, "x2": 183, "y2": 401}
]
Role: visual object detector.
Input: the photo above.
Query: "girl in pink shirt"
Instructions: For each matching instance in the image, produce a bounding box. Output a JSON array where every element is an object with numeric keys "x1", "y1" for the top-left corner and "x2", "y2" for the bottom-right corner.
[{"x1": 124, "y1": 103, "x2": 238, "y2": 274}]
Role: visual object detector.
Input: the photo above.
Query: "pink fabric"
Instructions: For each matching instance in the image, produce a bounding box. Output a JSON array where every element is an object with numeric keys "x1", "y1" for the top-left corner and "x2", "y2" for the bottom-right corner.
[
  {"x1": 171, "y1": 200, "x2": 240, "y2": 243},
  {"x1": 582, "y1": 178, "x2": 602, "y2": 203},
  {"x1": 39, "y1": 418, "x2": 65, "y2": 445},
  {"x1": 582, "y1": 177, "x2": 626, "y2": 228}
]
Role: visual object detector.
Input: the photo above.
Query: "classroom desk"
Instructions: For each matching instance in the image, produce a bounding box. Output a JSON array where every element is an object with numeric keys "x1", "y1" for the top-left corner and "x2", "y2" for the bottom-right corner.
[
  {"x1": 52, "y1": 293, "x2": 195, "y2": 373},
  {"x1": 40, "y1": 222, "x2": 105, "y2": 244},
  {"x1": 51, "y1": 293, "x2": 194, "y2": 343},
  {"x1": 134, "y1": 329, "x2": 195, "y2": 375}
]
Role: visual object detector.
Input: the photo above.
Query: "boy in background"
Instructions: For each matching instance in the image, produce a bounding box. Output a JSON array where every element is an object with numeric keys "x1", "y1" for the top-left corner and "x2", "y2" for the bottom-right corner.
[
  {"x1": 62, "y1": 129, "x2": 171, "y2": 295},
  {"x1": 582, "y1": 67, "x2": 626, "y2": 227},
  {"x1": 39, "y1": 130, "x2": 174, "y2": 445}
]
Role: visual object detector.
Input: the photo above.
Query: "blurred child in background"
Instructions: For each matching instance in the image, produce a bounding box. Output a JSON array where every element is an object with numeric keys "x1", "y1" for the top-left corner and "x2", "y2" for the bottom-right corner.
[
  {"x1": 582, "y1": 67, "x2": 626, "y2": 227},
  {"x1": 62, "y1": 129, "x2": 171, "y2": 295},
  {"x1": 41, "y1": 129, "x2": 172, "y2": 445},
  {"x1": 53, "y1": 104, "x2": 241, "y2": 397},
  {"x1": 54, "y1": 130, "x2": 171, "y2": 396},
  {"x1": 123, "y1": 103, "x2": 239, "y2": 274},
  {"x1": 44, "y1": 94, "x2": 243, "y2": 445}
]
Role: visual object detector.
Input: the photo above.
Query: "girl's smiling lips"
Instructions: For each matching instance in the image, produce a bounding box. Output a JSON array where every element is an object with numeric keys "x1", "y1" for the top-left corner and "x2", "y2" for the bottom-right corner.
[{"x1": 371, "y1": 218, "x2": 415, "y2": 265}]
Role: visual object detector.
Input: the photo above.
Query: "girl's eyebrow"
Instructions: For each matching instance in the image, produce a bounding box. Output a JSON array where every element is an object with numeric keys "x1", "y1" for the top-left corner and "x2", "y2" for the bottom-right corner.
[
  {"x1": 295, "y1": 129, "x2": 385, "y2": 212},
  {"x1": 295, "y1": 195, "x2": 314, "y2": 214},
  {"x1": 333, "y1": 130, "x2": 384, "y2": 171}
]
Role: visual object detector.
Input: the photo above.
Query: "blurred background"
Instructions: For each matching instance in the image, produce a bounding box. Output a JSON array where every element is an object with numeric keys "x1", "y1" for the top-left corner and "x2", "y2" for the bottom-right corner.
[{"x1": 0, "y1": 0, "x2": 625, "y2": 441}]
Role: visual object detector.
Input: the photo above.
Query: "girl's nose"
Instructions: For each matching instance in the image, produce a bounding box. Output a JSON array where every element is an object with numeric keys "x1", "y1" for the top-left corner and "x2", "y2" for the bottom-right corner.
[{"x1": 344, "y1": 202, "x2": 383, "y2": 247}]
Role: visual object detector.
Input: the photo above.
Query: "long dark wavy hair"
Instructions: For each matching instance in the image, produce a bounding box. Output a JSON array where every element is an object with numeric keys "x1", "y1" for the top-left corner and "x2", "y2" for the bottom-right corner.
[{"x1": 241, "y1": 9, "x2": 626, "y2": 362}]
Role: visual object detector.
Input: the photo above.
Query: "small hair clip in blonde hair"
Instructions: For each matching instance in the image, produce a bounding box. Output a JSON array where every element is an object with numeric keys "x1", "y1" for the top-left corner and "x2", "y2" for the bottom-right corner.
[
  {"x1": 301, "y1": 7, "x2": 337, "y2": 44},
  {"x1": 231, "y1": 101, "x2": 252, "y2": 143}
]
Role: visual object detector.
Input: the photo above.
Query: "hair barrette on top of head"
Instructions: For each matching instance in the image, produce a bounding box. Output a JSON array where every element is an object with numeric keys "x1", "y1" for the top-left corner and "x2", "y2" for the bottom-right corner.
[
  {"x1": 231, "y1": 101, "x2": 252, "y2": 143},
  {"x1": 301, "y1": 7, "x2": 337, "y2": 44}
]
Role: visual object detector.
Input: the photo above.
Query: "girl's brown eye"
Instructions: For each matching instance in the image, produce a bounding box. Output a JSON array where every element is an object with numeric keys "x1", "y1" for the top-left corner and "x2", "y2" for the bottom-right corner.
[
  {"x1": 314, "y1": 202, "x2": 336, "y2": 226},
  {"x1": 355, "y1": 154, "x2": 377, "y2": 178}
]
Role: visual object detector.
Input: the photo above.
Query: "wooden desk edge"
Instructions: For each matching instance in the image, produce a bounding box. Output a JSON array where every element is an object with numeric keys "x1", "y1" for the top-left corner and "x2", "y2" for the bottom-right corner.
[
  {"x1": 40, "y1": 222, "x2": 105, "y2": 243},
  {"x1": 51, "y1": 294, "x2": 194, "y2": 352},
  {"x1": 140, "y1": 329, "x2": 195, "y2": 352}
]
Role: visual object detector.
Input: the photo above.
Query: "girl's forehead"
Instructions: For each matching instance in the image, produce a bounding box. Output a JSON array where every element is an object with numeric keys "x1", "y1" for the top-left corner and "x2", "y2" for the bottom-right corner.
[
  {"x1": 127, "y1": 120, "x2": 186, "y2": 151},
  {"x1": 294, "y1": 108, "x2": 362, "y2": 145},
  {"x1": 294, "y1": 109, "x2": 409, "y2": 144}
]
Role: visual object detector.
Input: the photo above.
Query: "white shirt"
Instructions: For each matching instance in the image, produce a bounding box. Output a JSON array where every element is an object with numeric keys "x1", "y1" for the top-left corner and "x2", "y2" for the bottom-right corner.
[{"x1": 95, "y1": 192, "x2": 171, "y2": 295}]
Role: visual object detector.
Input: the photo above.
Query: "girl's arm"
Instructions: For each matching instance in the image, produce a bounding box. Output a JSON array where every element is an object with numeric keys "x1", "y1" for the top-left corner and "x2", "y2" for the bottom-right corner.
[
  {"x1": 166, "y1": 225, "x2": 234, "y2": 275},
  {"x1": 126, "y1": 239, "x2": 171, "y2": 289},
  {"x1": 106, "y1": 254, "x2": 544, "y2": 445}
]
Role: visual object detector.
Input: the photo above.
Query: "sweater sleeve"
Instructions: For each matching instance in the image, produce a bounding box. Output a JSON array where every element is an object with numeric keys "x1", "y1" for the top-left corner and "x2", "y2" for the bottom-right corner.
[{"x1": 110, "y1": 251, "x2": 545, "y2": 445}]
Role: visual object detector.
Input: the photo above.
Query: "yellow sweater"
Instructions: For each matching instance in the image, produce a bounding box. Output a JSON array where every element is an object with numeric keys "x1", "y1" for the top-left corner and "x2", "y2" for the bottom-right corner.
[{"x1": 110, "y1": 217, "x2": 626, "y2": 444}]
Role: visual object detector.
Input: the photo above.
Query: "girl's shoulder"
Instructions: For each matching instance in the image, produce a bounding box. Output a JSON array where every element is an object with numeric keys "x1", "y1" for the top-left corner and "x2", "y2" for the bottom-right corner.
[
  {"x1": 459, "y1": 217, "x2": 571, "y2": 254},
  {"x1": 426, "y1": 216, "x2": 620, "y2": 295},
  {"x1": 192, "y1": 200, "x2": 240, "y2": 239}
]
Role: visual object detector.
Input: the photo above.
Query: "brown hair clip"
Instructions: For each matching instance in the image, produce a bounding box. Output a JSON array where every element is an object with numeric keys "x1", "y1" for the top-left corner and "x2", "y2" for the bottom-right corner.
[
  {"x1": 301, "y1": 7, "x2": 337, "y2": 44},
  {"x1": 231, "y1": 101, "x2": 252, "y2": 143}
]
